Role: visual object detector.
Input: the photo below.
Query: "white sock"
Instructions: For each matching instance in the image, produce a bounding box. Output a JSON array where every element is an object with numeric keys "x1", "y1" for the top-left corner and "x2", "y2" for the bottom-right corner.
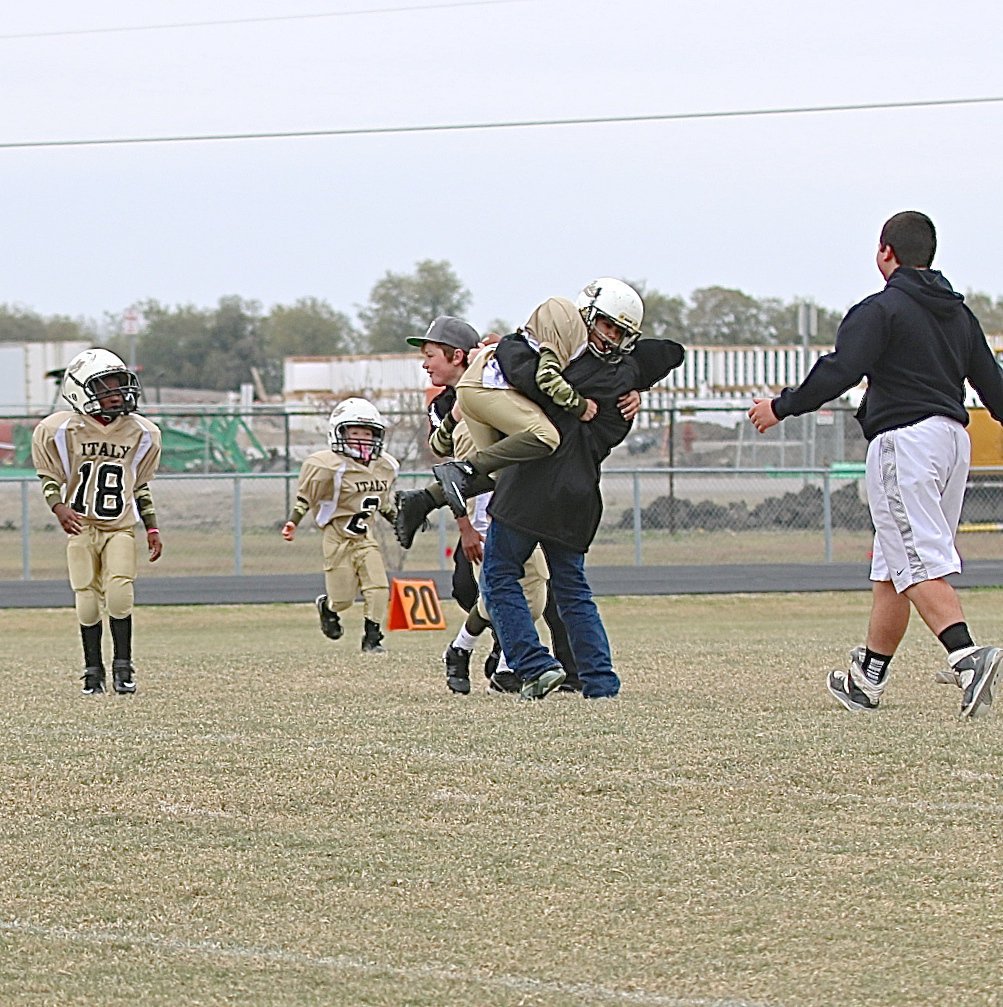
[
  {"x1": 948, "y1": 645, "x2": 979, "y2": 667},
  {"x1": 453, "y1": 627, "x2": 478, "y2": 652}
]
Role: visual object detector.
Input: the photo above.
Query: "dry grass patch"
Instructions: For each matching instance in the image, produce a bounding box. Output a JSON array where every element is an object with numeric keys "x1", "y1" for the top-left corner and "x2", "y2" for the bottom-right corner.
[{"x1": 2, "y1": 593, "x2": 1002, "y2": 1006}]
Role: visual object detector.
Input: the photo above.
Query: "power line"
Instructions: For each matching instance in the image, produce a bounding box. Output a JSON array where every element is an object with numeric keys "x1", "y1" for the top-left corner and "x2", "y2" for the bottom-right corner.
[
  {"x1": 0, "y1": 0, "x2": 531, "y2": 40},
  {"x1": 2, "y1": 95, "x2": 1001, "y2": 151}
]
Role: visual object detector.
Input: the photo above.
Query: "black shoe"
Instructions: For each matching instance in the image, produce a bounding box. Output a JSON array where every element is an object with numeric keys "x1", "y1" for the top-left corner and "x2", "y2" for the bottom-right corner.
[
  {"x1": 315, "y1": 595, "x2": 343, "y2": 640},
  {"x1": 81, "y1": 665, "x2": 106, "y2": 696},
  {"x1": 362, "y1": 619, "x2": 386, "y2": 653},
  {"x1": 826, "y1": 659, "x2": 878, "y2": 713},
  {"x1": 431, "y1": 460, "x2": 476, "y2": 518},
  {"x1": 483, "y1": 636, "x2": 501, "y2": 680},
  {"x1": 558, "y1": 673, "x2": 583, "y2": 694},
  {"x1": 112, "y1": 659, "x2": 137, "y2": 695},
  {"x1": 488, "y1": 670, "x2": 522, "y2": 694},
  {"x1": 954, "y1": 645, "x2": 1002, "y2": 719},
  {"x1": 520, "y1": 667, "x2": 566, "y2": 701},
  {"x1": 393, "y1": 489, "x2": 434, "y2": 549},
  {"x1": 443, "y1": 644, "x2": 472, "y2": 694}
]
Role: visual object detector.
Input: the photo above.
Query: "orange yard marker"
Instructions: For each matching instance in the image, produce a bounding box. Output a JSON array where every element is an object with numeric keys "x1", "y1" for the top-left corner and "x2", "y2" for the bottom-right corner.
[{"x1": 386, "y1": 577, "x2": 446, "y2": 631}]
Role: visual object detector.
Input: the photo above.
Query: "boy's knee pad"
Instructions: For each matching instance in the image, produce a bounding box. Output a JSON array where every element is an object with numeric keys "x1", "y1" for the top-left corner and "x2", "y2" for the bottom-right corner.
[
  {"x1": 74, "y1": 591, "x2": 102, "y2": 626},
  {"x1": 105, "y1": 577, "x2": 134, "y2": 620}
]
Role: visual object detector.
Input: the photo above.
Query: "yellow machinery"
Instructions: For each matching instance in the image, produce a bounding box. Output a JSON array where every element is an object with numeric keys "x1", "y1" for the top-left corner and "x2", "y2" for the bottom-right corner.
[{"x1": 967, "y1": 407, "x2": 1003, "y2": 467}]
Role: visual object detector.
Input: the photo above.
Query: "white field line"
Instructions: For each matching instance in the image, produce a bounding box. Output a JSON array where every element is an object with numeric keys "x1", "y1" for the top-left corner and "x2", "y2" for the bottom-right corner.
[{"x1": 0, "y1": 919, "x2": 775, "y2": 1007}]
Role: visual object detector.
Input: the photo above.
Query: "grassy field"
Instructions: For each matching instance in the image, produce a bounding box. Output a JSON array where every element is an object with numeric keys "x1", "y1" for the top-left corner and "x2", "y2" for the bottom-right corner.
[{"x1": 2, "y1": 594, "x2": 1002, "y2": 1007}]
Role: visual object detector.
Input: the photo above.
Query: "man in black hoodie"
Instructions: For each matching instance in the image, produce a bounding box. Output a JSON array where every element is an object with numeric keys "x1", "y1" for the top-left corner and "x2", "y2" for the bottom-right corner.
[{"x1": 749, "y1": 211, "x2": 1003, "y2": 719}]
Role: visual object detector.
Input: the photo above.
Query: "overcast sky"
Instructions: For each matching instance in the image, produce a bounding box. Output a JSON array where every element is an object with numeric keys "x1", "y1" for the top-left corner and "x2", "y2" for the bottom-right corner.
[{"x1": 3, "y1": 0, "x2": 1003, "y2": 335}]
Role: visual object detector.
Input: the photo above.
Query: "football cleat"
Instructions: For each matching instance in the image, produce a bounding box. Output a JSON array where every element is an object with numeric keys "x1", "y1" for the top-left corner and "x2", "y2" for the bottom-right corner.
[
  {"x1": 112, "y1": 659, "x2": 137, "y2": 695},
  {"x1": 483, "y1": 635, "x2": 501, "y2": 680},
  {"x1": 443, "y1": 644, "x2": 472, "y2": 694},
  {"x1": 431, "y1": 460, "x2": 476, "y2": 518},
  {"x1": 362, "y1": 619, "x2": 386, "y2": 654},
  {"x1": 81, "y1": 665, "x2": 106, "y2": 696},
  {"x1": 315, "y1": 595, "x2": 343, "y2": 640},
  {"x1": 487, "y1": 645, "x2": 519, "y2": 693},
  {"x1": 393, "y1": 489, "x2": 434, "y2": 549},
  {"x1": 488, "y1": 670, "x2": 521, "y2": 694}
]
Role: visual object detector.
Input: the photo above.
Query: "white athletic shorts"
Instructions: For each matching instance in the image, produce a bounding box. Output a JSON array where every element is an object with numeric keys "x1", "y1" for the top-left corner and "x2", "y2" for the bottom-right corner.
[{"x1": 866, "y1": 415, "x2": 970, "y2": 593}]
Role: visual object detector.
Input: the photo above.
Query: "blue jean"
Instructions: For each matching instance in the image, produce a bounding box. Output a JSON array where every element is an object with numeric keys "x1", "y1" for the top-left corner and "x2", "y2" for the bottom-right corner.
[{"x1": 480, "y1": 519, "x2": 620, "y2": 698}]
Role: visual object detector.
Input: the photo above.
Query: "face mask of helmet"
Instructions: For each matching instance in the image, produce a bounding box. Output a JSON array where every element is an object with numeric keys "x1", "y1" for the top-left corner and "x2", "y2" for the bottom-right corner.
[
  {"x1": 587, "y1": 315, "x2": 640, "y2": 361},
  {"x1": 86, "y1": 372, "x2": 141, "y2": 418},
  {"x1": 576, "y1": 278, "x2": 643, "y2": 362},
  {"x1": 62, "y1": 368, "x2": 142, "y2": 420},
  {"x1": 333, "y1": 423, "x2": 384, "y2": 463}
]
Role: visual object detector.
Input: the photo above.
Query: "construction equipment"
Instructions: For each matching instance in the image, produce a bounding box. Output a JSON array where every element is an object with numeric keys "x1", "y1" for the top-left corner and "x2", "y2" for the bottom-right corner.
[{"x1": 154, "y1": 414, "x2": 271, "y2": 473}]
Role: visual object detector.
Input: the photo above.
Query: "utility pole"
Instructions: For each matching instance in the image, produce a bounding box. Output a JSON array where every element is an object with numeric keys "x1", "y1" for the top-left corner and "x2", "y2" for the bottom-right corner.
[{"x1": 122, "y1": 307, "x2": 141, "y2": 370}]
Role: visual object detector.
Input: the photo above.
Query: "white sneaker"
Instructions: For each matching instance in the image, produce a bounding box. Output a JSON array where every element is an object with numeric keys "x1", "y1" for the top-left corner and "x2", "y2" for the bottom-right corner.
[{"x1": 953, "y1": 646, "x2": 1002, "y2": 719}]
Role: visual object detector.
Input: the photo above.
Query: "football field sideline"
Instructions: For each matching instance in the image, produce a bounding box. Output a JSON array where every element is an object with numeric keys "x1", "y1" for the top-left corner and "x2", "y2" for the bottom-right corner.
[{"x1": 4, "y1": 558, "x2": 1003, "y2": 608}]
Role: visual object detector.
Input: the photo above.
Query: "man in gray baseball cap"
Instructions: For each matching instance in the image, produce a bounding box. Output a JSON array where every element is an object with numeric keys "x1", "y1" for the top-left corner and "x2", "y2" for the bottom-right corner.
[
  {"x1": 406, "y1": 315, "x2": 480, "y2": 352},
  {"x1": 400, "y1": 314, "x2": 581, "y2": 698},
  {"x1": 404, "y1": 313, "x2": 505, "y2": 693}
]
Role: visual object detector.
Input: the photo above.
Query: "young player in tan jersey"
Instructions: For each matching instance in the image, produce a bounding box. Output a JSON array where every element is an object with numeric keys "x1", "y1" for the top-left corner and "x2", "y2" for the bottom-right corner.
[
  {"x1": 31, "y1": 348, "x2": 163, "y2": 696},
  {"x1": 394, "y1": 278, "x2": 644, "y2": 547},
  {"x1": 281, "y1": 397, "x2": 399, "y2": 653}
]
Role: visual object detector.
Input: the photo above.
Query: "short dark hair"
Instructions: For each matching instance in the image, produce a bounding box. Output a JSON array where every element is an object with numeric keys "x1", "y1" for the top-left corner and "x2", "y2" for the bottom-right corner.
[
  {"x1": 428, "y1": 341, "x2": 469, "y2": 367},
  {"x1": 879, "y1": 211, "x2": 937, "y2": 267}
]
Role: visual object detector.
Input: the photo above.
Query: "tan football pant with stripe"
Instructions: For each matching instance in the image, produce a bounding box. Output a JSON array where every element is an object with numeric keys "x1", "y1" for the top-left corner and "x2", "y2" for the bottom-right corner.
[
  {"x1": 456, "y1": 352, "x2": 561, "y2": 456},
  {"x1": 66, "y1": 526, "x2": 137, "y2": 625},
  {"x1": 321, "y1": 529, "x2": 389, "y2": 625}
]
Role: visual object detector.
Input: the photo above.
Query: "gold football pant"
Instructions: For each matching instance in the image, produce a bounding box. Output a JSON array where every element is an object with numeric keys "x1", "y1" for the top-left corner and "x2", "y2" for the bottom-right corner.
[
  {"x1": 456, "y1": 350, "x2": 560, "y2": 469},
  {"x1": 66, "y1": 526, "x2": 137, "y2": 626},
  {"x1": 321, "y1": 529, "x2": 389, "y2": 625}
]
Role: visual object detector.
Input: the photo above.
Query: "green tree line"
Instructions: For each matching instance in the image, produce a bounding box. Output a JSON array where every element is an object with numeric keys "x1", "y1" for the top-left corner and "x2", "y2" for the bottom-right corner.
[{"x1": 4, "y1": 260, "x2": 1003, "y2": 392}]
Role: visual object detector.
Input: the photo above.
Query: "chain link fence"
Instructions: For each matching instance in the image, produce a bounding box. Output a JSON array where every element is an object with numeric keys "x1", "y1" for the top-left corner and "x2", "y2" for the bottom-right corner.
[{"x1": 3, "y1": 403, "x2": 1002, "y2": 581}]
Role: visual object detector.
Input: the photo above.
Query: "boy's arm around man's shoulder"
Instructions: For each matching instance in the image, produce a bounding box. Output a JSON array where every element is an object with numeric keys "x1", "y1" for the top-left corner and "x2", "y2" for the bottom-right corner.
[{"x1": 493, "y1": 333, "x2": 585, "y2": 416}]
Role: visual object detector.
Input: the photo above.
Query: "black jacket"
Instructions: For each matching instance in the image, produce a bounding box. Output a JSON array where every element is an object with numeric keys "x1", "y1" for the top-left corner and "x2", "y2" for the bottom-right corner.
[
  {"x1": 773, "y1": 267, "x2": 1003, "y2": 440},
  {"x1": 487, "y1": 336, "x2": 684, "y2": 552}
]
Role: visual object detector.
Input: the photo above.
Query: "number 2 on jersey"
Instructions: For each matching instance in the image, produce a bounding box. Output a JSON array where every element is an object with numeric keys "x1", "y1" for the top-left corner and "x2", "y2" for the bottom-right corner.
[{"x1": 345, "y1": 495, "x2": 381, "y2": 536}]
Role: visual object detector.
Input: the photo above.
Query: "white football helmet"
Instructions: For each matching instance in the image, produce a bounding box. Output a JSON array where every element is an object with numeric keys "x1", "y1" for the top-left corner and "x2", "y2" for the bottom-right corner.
[
  {"x1": 328, "y1": 397, "x2": 385, "y2": 463},
  {"x1": 61, "y1": 348, "x2": 142, "y2": 419},
  {"x1": 576, "y1": 277, "x2": 644, "y2": 360}
]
